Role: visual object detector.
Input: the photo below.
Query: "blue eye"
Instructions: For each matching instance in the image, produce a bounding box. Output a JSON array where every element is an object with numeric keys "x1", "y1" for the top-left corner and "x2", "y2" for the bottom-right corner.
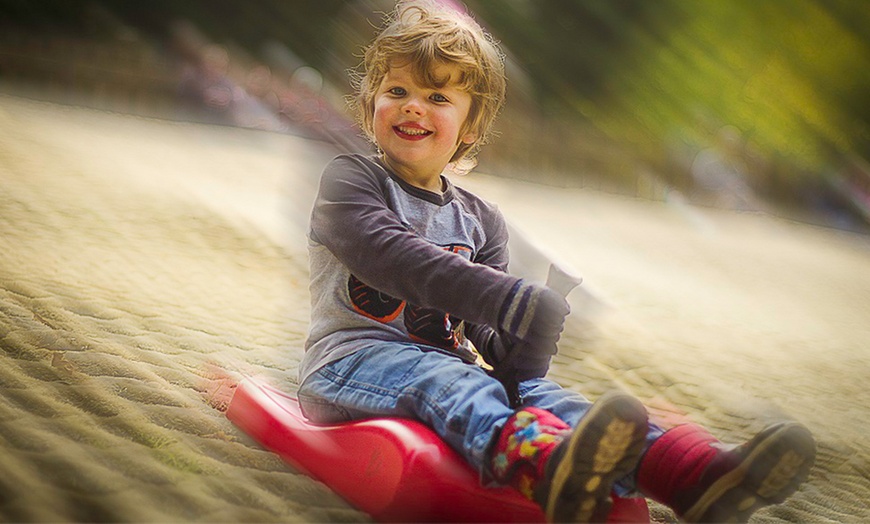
[
  {"x1": 388, "y1": 87, "x2": 406, "y2": 96},
  {"x1": 431, "y1": 93, "x2": 448, "y2": 103}
]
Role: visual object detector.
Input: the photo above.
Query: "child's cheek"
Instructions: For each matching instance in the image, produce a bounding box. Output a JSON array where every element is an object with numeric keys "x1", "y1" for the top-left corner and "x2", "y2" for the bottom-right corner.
[
  {"x1": 376, "y1": 97, "x2": 398, "y2": 122},
  {"x1": 372, "y1": 105, "x2": 391, "y2": 141}
]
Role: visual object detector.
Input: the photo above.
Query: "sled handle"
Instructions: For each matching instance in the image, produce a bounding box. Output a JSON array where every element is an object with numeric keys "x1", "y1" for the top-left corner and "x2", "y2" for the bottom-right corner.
[{"x1": 547, "y1": 263, "x2": 582, "y2": 298}]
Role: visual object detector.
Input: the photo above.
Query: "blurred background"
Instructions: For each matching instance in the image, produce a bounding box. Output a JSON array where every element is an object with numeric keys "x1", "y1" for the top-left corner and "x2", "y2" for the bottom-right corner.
[{"x1": 2, "y1": 0, "x2": 869, "y2": 233}]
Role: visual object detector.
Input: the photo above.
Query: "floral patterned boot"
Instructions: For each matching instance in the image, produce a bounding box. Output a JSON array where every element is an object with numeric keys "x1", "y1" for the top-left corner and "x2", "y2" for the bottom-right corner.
[{"x1": 490, "y1": 391, "x2": 649, "y2": 522}]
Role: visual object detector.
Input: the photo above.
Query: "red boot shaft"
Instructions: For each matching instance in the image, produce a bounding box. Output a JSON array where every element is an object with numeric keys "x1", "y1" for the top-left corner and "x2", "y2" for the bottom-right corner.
[{"x1": 637, "y1": 422, "x2": 816, "y2": 522}]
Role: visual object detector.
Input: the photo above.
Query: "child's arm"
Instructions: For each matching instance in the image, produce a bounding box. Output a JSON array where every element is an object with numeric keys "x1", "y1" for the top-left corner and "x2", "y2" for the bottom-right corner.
[
  {"x1": 462, "y1": 226, "x2": 556, "y2": 397},
  {"x1": 455, "y1": 214, "x2": 515, "y2": 367},
  {"x1": 311, "y1": 155, "x2": 567, "y2": 349}
]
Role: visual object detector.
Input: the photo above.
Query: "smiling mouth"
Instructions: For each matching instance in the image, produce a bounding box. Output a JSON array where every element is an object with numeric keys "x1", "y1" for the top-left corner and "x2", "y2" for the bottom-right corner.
[{"x1": 394, "y1": 125, "x2": 432, "y2": 139}]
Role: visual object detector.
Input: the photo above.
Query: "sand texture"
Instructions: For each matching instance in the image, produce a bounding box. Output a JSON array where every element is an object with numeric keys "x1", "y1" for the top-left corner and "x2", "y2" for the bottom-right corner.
[{"x1": 1, "y1": 94, "x2": 868, "y2": 522}]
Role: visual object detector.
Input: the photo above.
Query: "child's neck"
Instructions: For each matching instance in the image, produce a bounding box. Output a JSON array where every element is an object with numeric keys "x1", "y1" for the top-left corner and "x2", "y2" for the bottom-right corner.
[{"x1": 381, "y1": 155, "x2": 446, "y2": 194}]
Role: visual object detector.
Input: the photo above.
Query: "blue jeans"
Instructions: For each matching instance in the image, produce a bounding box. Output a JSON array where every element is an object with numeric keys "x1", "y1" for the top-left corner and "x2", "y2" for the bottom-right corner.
[{"x1": 297, "y1": 341, "x2": 663, "y2": 495}]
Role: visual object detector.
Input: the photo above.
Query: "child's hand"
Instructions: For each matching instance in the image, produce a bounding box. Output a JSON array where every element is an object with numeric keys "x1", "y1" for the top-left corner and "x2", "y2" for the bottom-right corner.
[
  {"x1": 524, "y1": 286, "x2": 570, "y2": 355},
  {"x1": 497, "y1": 282, "x2": 570, "y2": 379},
  {"x1": 513, "y1": 354, "x2": 553, "y2": 382}
]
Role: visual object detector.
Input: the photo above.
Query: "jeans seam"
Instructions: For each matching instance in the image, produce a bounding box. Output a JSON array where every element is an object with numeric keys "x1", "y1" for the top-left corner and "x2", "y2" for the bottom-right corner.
[
  {"x1": 297, "y1": 391, "x2": 353, "y2": 422},
  {"x1": 403, "y1": 386, "x2": 448, "y2": 421},
  {"x1": 416, "y1": 369, "x2": 472, "y2": 433}
]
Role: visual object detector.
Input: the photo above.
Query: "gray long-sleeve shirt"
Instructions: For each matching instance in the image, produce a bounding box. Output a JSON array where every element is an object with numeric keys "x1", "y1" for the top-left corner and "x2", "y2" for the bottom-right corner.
[{"x1": 298, "y1": 154, "x2": 525, "y2": 385}]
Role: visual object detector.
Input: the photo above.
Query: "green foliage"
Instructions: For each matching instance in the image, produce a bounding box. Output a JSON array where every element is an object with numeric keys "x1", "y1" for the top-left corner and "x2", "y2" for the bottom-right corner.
[{"x1": 470, "y1": 0, "x2": 870, "y2": 178}]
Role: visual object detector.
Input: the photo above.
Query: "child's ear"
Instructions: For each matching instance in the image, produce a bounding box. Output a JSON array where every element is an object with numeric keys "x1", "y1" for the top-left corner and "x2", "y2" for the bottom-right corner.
[{"x1": 460, "y1": 131, "x2": 477, "y2": 145}]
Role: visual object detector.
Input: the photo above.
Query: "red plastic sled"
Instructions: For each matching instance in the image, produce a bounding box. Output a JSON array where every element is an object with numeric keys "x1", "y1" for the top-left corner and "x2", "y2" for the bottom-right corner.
[{"x1": 226, "y1": 377, "x2": 649, "y2": 522}]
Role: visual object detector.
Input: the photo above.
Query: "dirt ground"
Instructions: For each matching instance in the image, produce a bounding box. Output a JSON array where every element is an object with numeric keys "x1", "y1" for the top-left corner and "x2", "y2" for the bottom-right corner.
[{"x1": 1, "y1": 92, "x2": 868, "y2": 522}]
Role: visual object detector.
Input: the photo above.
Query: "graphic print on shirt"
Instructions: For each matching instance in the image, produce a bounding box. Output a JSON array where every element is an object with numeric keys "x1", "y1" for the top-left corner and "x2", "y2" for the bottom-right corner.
[
  {"x1": 348, "y1": 274, "x2": 405, "y2": 323},
  {"x1": 347, "y1": 244, "x2": 472, "y2": 349},
  {"x1": 403, "y1": 305, "x2": 459, "y2": 349}
]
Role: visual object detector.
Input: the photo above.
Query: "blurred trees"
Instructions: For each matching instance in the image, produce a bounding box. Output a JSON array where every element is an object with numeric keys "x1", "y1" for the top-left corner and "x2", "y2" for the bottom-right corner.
[
  {"x1": 2, "y1": 0, "x2": 869, "y2": 224},
  {"x1": 468, "y1": 0, "x2": 870, "y2": 216}
]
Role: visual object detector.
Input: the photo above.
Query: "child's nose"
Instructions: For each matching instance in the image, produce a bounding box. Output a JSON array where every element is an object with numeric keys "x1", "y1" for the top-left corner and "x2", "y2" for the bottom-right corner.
[{"x1": 402, "y1": 98, "x2": 424, "y2": 116}]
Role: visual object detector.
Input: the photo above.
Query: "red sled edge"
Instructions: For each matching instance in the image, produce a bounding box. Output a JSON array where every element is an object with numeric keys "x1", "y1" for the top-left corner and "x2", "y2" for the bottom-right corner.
[{"x1": 225, "y1": 377, "x2": 649, "y2": 523}]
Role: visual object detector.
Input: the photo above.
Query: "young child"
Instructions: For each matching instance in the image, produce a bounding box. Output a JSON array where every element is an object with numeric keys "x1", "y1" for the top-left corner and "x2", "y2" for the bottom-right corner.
[{"x1": 297, "y1": 1, "x2": 816, "y2": 521}]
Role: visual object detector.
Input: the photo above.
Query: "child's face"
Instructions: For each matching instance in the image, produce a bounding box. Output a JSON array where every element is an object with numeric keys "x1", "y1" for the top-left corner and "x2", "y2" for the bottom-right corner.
[{"x1": 373, "y1": 61, "x2": 476, "y2": 187}]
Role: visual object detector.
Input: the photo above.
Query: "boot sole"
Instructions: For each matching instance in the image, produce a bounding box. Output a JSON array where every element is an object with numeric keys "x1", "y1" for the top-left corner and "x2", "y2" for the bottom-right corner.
[
  {"x1": 546, "y1": 391, "x2": 648, "y2": 523},
  {"x1": 683, "y1": 422, "x2": 816, "y2": 522}
]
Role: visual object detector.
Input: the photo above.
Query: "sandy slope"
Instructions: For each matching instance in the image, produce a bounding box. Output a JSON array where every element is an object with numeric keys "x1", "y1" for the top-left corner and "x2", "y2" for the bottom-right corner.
[
  {"x1": 0, "y1": 95, "x2": 361, "y2": 522},
  {"x1": 1, "y1": 93, "x2": 868, "y2": 522}
]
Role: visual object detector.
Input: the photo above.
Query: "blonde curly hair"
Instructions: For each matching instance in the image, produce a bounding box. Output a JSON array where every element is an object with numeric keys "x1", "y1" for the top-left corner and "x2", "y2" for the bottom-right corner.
[{"x1": 352, "y1": 0, "x2": 506, "y2": 168}]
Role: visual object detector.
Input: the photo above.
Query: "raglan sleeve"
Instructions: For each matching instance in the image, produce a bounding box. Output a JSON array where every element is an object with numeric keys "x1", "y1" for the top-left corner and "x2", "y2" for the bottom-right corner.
[{"x1": 309, "y1": 155, "x2": 521, "y2": 330}]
